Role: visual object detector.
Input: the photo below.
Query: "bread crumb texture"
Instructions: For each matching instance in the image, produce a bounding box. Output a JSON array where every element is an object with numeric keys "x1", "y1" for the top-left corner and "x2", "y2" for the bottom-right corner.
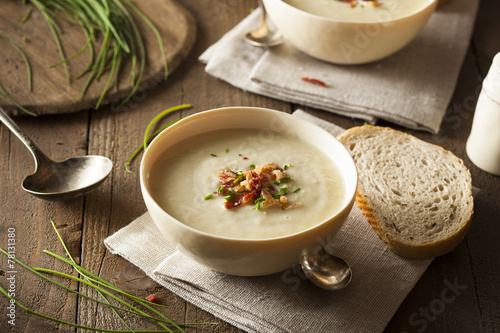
[{"x1": 338, "y1": 126, "x2": 474, "y2": 259}]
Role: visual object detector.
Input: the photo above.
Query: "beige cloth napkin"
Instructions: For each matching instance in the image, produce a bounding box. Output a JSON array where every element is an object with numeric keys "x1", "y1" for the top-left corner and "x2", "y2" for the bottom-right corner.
[
  {"x1": 199, "y1": 0, "x2": 479, "y2": 134},
  {"x1": 104, "y1": 110, "x2": 432, "y2": 333}
]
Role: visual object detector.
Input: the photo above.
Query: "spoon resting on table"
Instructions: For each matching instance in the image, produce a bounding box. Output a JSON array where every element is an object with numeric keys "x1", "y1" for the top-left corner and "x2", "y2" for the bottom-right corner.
[
  {"x1": 301, "y1": 248, "x2": 352, "y2": 291},
  {"x1": 244, "y1": 0, "x2": 283, "y2": 47},
  {"x1": 0, "y1": 107, "x2": 113, "y2": 201}
]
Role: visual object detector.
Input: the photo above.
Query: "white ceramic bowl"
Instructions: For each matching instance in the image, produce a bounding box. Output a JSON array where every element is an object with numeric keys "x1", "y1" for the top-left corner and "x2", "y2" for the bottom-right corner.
[
  {"x1": 140, "y1": 107, "x2": 357, "y2": 276},
  {"x1": 263, "y1": 0, "x2": 437, "y2": 64}
]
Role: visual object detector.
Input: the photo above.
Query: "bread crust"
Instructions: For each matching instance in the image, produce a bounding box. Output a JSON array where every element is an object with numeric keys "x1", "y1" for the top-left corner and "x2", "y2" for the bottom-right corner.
[{"x1": 337, "y1": 126, "x2": 474, "y2": 260}]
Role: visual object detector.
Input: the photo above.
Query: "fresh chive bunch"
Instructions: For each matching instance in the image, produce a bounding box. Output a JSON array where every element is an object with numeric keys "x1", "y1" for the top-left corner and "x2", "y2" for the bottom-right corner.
[
  {"x1": 2, "y1": 0, "x2": 167, "y2": 115},
  {"x1": 0, "y1": 221, "x2": 215, "y2": 332}
]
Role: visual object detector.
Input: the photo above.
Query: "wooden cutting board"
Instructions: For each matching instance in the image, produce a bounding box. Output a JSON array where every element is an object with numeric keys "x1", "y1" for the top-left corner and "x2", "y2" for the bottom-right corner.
[{"x1": 0, "y1": 0, "x2": 196, "y2": 116}]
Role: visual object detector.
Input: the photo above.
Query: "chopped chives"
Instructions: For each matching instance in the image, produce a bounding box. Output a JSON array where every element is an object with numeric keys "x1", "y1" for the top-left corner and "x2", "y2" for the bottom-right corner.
[
  {"x1": 272, "y1": 193, "x2": 281, "y2": 199},
  {"x1": 273, "y1": 181, "x2": 280, "y2": 186},
  {"x1": 226, "y1": 148, "x2": 229, "y2": 153},
  {"x1": 253, "y1": 196, "x2": 265, "y2": 209},
  {"x1": 279, "y1": 177, "x2": 291, "y2": 183},
  {"x1": 21, "y1": 8, "x2": 32, "y2": 23},
  {"x1": 223, "y1": 194, "x2": 233, "y2": 200},
  {"x1": 211, "y1": 153, "x2": 217, "y2": 157},
  {"x1": 233, "y1": 175, "x2": 243, "y2": 184},
  {"x1": 249, "y1": 164, "x2": 255, "y2": 169},
  {"x1": 217, "y1": 186, "x2": 224, "y2": 193},
  {"x1": 280, "y1": 187, "x2": 288, "y2": 193},
  {"x1": 293, "y1": 188, "x2": 301, "y2": 193},
  {"x1": 204, "y1": 193, "x2": 213, "y2": 200}
]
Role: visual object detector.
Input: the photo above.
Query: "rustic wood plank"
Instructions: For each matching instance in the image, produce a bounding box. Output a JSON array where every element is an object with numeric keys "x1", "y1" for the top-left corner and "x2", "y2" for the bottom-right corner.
[
  {"x1": 0, "y1": 112, "x2": 89, "y2": 332},
  {"x1": 1, "y1": 0, "x2": 499, "y2": 332}
]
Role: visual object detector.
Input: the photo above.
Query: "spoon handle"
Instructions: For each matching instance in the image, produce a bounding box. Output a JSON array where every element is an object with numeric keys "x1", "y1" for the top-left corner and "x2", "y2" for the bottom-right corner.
[
  {"x1": 0, "y1": 107, "x2": 49, "y2": 166},
  {"x1": 258, "y1": 0, "x2": 268, "y2": 30}
]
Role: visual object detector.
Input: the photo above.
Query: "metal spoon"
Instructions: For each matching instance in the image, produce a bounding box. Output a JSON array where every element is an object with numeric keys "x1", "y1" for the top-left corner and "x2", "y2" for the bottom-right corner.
[
  {"x1": 0, "y1": 107, "x2": 113, "y2": 201},
  {"x1": 244, "y1": 0, "x2": 283, "y2": 47},
  {"x1": 301, "y1": 248, "x2": 352, "y2": 291}
]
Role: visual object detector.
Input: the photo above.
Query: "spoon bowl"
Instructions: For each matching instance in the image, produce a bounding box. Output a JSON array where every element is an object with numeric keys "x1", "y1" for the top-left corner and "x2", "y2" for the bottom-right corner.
[
  {"x1": 22, "y1": 155, "x2": 113, "y2": 201},
  {"x1": 244, "y1": 0, "x2": 283, "y2": 47},
  {"x1": 0, "y1": 107, "x2": 113, "y2": 201},
  {"x1": 301, "y1": 248, "x2": 352, "y2": 291}
]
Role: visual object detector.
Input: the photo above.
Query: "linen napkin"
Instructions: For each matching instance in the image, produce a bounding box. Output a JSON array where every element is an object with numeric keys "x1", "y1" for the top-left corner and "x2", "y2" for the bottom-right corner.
[
  {"x1": 104, "y1": 110, "x2": 432, "y2": 333},
  {"x1": 199, "y1": 0, "x2": 479, "y2": 134}
]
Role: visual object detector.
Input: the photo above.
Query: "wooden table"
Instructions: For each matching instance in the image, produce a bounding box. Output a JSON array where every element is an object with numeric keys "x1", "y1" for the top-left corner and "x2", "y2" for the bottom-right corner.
[{"x1": 1, "y1": 0, "x2": 499, "y2": 332}]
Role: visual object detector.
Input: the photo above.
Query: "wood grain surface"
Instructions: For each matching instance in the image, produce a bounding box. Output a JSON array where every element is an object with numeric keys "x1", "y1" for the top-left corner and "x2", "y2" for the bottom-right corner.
[
  {"x1": 0, "y1": 0, "x2": 196, "y2": 116},
  {"x1": 0, "y1": 0, "x2": 499, "y2": 332}
]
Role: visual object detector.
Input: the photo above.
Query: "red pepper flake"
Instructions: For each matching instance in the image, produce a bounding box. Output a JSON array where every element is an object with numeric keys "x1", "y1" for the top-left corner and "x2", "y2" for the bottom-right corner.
[
  {"x1": 338, "y1": 0, "x2": 382, "y2": 7},
  {"x1": 243, "y1": 157, "x2": 248, "y2": 160},
  {"x1": 146, "y1": 294, "x2": 157, "y2": 302},
  {"x1": 301, "y1": 77, "x2": 326, "y2": 87}
]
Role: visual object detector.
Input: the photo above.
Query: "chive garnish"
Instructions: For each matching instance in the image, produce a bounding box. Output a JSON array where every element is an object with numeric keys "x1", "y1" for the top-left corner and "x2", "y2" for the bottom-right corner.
[
  {"x1": 253, "y1": 196, "x2": 265, "y2": 210},
  {"x1": 21, "y1": 7, "x2": 32, "y2": 23},
  {"x1": 204, "y1": 193, "x2": 213, "y2": 200},
  {"x1": 211, "y1": 153, "x2": 217, "y2": 157},
  {"x1": 226, "y1": 148, "x2": 229, "y2": 153},
  {"x1": 249, "y1": 164, "x2": 255, "y2": 169},
  {"x1": 223, "y1": 194, "x2": 233, "y2": 200},
  {"x1": 217, "y1": 186, "x2": 224, "y2": 193},
  {"x1": 280, "y1": 187, "x2": 288, "y2": 193},
  {"x1": 279, "y1": 177, "x2": 292, "y2": 183},
  {"x1": 293, "y1": 188, "x2": 301, "y2": 193},
  {"x1": 273, "y1": 181, "x2": 280, "y2": 186},
  {"x1": 272, "y1": 193, "x2": 281, "y2": 199},
  {"x1": 233, "y1": 175, "x2": 243, "y2": 184},
  {"x1": 142, "y1": 104, "x2": 190, "y2": 154}
]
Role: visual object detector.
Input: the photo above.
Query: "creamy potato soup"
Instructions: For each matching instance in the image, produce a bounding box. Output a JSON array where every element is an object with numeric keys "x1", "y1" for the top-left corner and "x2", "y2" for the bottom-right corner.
[
  {"x1": 148, "y1": 129, "x2": 345, "y2": 239},
  {"x1": 283, "y1": 0, "x2": 431, "y2": 22}
]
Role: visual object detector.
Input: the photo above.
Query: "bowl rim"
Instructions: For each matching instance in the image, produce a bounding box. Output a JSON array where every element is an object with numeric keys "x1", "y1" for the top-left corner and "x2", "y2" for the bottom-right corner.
[
  {"x1": 140, "y1": 106, "x2": 358, "y2": 243},
  {"x1": 264, "y1": 0, "x2": 438, "y2": 25}
]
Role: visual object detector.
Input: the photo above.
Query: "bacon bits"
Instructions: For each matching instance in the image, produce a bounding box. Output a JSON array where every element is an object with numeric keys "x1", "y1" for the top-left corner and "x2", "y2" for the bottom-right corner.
[
  {"x1": 301, "y1": 77, "x2": 326, "y2": 87},
  {"x1": 215, "y1": 163, "x2": 301, "y2": 210},
  {"x1": 146, "y1": 294, "x2": 157, "y2": 302}
]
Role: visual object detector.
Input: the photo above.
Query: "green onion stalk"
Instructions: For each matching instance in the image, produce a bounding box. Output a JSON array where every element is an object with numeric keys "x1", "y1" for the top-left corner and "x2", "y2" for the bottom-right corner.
[
  {"x1": 124, "y1": 104, "x2": 192, "y2": 173},
  {"x1": 0, "y1": 221, "x2": 216, "y2": 332}
]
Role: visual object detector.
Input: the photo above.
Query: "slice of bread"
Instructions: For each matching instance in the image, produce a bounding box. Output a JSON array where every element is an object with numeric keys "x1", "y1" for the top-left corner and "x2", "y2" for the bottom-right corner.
[{"x1": 337, "y1": 126, "x2": 473, "y2": 259}]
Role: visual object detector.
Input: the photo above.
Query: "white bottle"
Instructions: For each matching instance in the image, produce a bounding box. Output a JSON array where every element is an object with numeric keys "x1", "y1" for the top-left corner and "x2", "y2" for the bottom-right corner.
[{"x1": 466, "y1": 52, "x2": 500, "y2": 176}]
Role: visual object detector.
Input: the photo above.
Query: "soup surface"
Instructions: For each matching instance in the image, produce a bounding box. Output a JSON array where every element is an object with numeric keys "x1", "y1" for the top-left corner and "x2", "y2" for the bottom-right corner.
[
  {"x1": 148, "y1": 129, "x2": 345, "y2": 239},
  {"x1": 283, "y1": 0, "x2": 431, "y2": 22}
]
